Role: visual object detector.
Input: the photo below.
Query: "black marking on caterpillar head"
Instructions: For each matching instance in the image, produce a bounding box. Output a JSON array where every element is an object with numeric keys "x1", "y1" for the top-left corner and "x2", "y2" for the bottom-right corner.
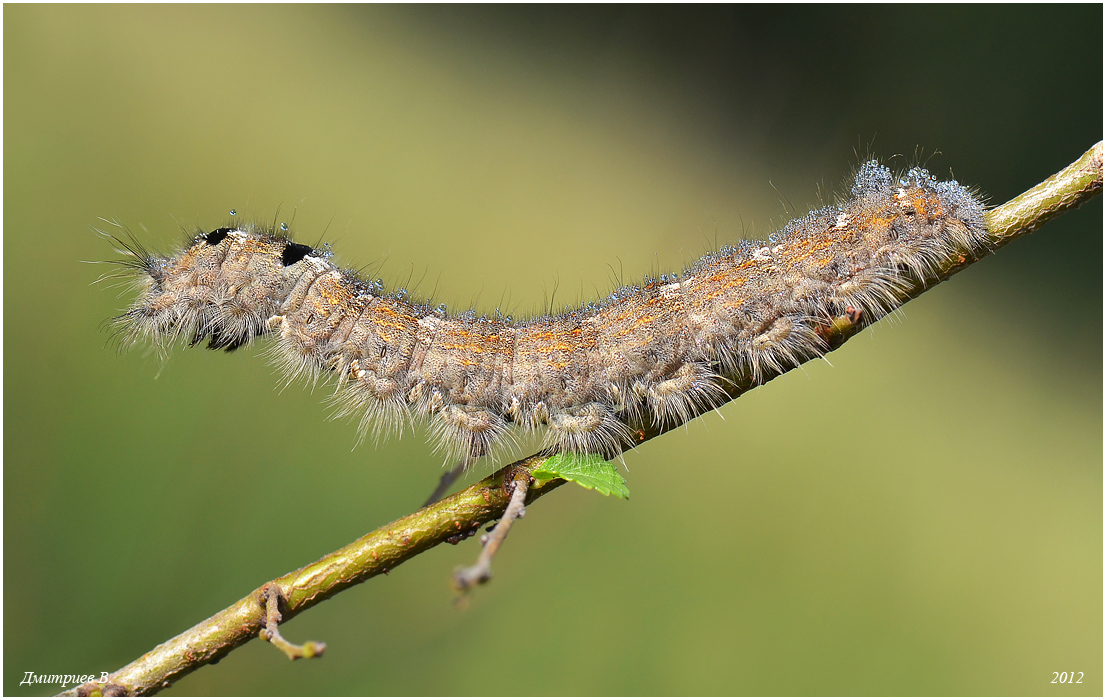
[
  {"x1": 205, "y1": 228, "x2": 233, "y2": 246},
  {"x1": 282, "y1": 242, "x2": 313, "y2": 266}
]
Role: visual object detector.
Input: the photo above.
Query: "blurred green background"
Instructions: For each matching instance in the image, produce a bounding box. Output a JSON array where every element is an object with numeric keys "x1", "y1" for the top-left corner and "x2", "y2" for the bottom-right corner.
[{"x1": 5, "y1": 5, "x2": 1101, "y2": 696}]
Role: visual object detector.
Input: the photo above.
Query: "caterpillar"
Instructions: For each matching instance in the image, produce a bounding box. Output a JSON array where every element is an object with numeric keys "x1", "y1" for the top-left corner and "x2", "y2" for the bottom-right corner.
[{"x1": 106, "y1": 161, "x2": 986, "y2": 464}]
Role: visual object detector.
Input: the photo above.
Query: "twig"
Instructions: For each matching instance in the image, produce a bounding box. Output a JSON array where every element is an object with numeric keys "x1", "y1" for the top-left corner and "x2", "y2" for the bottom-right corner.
[
  {"x1": 62, "y1": 458, "x2": 564, "y2": 697},
  {"x1": 62, "y1": 141, "x2": 1101, "y2": 697},
  {"x1": 258, "y1": 586, "x2": 326, "y2": 660},
  {"x1": 453, "y1": 474, "x2": 530, "y2": 591}
]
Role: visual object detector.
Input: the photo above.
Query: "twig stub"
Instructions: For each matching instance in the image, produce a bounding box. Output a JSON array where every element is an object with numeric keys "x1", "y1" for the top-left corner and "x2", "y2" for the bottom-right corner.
[
  {"x1": 453, "y1": 476, "x2": 532, "y2": 592},
  {"x1": 259, "y1": 585, "x2": 327, "y2": 661}
]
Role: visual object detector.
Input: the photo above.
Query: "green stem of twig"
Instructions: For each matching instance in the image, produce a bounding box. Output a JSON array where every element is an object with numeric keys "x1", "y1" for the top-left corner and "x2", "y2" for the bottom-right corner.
[{"x1": 62, "y1": 141, "x2": 1101, "y2": 697}]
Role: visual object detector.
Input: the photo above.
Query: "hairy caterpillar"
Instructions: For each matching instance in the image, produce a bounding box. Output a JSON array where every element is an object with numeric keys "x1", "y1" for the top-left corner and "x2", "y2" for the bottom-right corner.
[{"x1": 107, "y1": 161, "x2": 986, "y2": 464}]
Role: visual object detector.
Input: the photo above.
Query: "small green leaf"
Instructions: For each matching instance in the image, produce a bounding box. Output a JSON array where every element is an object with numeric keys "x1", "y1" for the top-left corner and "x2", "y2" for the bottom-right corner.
[{"x1": 532, "y1": 453, "x2": 629, "y2": 499}]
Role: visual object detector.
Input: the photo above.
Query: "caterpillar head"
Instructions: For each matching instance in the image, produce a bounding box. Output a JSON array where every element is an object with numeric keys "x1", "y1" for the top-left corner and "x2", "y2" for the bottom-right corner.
[{"x1": 113, "y1": 226, "x2": 319, "y2": 353}]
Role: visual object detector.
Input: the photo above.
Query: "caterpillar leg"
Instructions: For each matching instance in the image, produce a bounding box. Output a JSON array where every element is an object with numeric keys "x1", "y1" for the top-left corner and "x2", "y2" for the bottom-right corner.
[{"x1": 421, "y1": 459, "x2": 468, "y2": 508}]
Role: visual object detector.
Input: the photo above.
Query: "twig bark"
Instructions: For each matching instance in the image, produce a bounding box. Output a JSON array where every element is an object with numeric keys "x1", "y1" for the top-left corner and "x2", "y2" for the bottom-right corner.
[{"x1": 63, "y1": 141, "x2": 1101, "y2": 697}]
